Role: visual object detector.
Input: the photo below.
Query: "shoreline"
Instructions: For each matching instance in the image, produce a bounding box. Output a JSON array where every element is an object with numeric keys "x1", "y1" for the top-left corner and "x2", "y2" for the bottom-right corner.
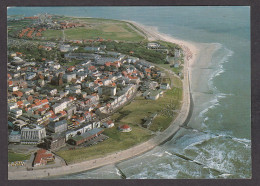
[{"x1": 9, "y1": 20, "x2": 200, "y2": 180}]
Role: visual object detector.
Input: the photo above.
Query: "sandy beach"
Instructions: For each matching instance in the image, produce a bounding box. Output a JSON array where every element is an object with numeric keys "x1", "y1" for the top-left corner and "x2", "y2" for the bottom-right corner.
[{"x1": 9, "y1": 20, "x2": 208, "y2": 180}]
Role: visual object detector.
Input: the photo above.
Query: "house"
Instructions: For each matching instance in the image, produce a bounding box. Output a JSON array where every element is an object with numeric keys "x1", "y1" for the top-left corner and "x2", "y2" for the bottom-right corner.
[
  {"x1": 23, "y1": 88, "x2": 34, "y2": 95},
  {"x1": 60, "y1": 44, "x2": 71, "y2": 52},
  {"x1": 174, "y1": 49, "x2": 182, "y2": 58},
  {"x1": 8, "y1": 86, "x2": 19, "y2": 92},
  {"x1": 143, "y1": 90, "x2": 162, "y2": 100},
  {"x1": 173, "y1": 63, "x2": 179, "y2": 68},
  {"x1": 117, "y1": 79, "x2": 125, "y2": 86},
  {"x1": 160, "y1": 83, "x2": 170, "y2": 90},
  {"x1": 103, "y1": 120, "x2": 114, "y2": 128},
  {"x1": 44, "y1": 134, "x2": 66, "y2": 150},
  {"x1": 48, "y1": 120, "x2": 67, "y2": 133},
  {"x1": 63, "y1": 73, "x2": 76, "y2": 83},
  {"x1": 67, "y1": 128, "x2": 104, "y2": 146},
  {"x1": 118, "y1": 124, "x2": 132, "y2": 132},
  {"x1": 98, "y1": 86, "x2": 117, "y2": 96},
  {"x1": 8, "y1": 130, "x2": 21, "y2": 143},
  {"x1": 26, "y1": 72, "x2": 36, "y2": 80},
  {"x1": 33, "y1": 149, "x2": 55, "y2": 167},
  {"x1": 147, "y1": 42, "x2": 160, "y2": 49},
  {"x1": 67, "y1": 105, "x2": 77, "y2": 119},
  {"x1": 52, "y1": 101, "x2": 68, "y2": 114},
  {"x1": 10, "y1": 108, "x2": 23, "y2": 118},
  {"x1": 143, "y1": 113, "x2": 158, "y2": 128},
  {"x1": 8, "y1": 103, "x2": 18, "y2": 111},
  {"x1": 11, "y1": 56, "x2": 24, "y2": 65},
  {"x1": 84, "y1": 46, "x2": 100, "y2": 52}
]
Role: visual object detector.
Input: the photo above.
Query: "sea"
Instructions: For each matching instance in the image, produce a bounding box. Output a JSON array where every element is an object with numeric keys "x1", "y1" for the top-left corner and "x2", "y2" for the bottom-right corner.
[{"x1": 8, "y1": 6, "x2": 251, "y2": 179}]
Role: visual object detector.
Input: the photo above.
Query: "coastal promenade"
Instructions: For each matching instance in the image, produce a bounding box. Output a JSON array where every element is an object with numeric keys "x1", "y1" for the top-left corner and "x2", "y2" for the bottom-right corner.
[{"x1": 8, "y1": 21, "x2": 194, "y2": 180}]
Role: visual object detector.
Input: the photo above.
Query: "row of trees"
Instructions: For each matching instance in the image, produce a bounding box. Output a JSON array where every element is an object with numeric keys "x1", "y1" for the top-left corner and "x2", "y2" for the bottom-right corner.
[
  {"x1": 100, "y1": 41, "x2": 171, "y2": 64},
  {"x1": 8, "y1": 44, "x2": 63, "y2": 62}
]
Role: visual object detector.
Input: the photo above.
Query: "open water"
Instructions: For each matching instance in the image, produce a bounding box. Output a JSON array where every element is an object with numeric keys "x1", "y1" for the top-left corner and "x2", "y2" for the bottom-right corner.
[{"x1": 8, "y1": 6, "x2": 251, "y2": 179}]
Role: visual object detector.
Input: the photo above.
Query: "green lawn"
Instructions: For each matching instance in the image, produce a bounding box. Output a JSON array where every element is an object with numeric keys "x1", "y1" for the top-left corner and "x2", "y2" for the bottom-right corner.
[
  {"x1": 63, "y1": 23, "x2": 144, "y2": 41},
  {"x1": 42, "y1": 30, "x2": 63, "y2": 40},
  {"x1": 56, "y1": 124, "x2": 152, "y2": 164},
  {"x1": 111, "y1": 85, "x2": 183, "y2": 132},
  {"x1": 8, "y1": 151, "x2": 31, "y2": 162},
  {"x1": 41, "y1": 21, "x2": 144, "y2": 42}
]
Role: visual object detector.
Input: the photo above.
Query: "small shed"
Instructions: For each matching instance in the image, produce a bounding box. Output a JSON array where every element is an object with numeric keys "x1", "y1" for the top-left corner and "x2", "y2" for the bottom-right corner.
[{"x1": 118, "y1": 124, "x2": 132, "y2": 132}]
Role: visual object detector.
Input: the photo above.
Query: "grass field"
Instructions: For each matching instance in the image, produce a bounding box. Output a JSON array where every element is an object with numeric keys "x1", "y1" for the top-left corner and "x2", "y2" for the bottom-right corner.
[
  {"x1": 111, "y1": 85, "x2": 183, "y2": 132},
  {"x1": 161, "y1": 64, "x2": 183, "y2": 77},
  {"x1": 41, "y1": 21, "x2": 144, "y2": 42},
  {"x1": 42, "y1": 30, "x2": 63, "y2": 40},
  {"x1": 56, "y1": 124, "x2": 152, "y2": 164},
  {"x1": 8, "y1": 151, "x2": 31, "y2": 162}
]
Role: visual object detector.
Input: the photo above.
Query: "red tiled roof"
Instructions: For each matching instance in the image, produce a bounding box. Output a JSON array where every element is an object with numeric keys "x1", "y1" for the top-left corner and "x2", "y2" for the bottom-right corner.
[
  {"x1": 88, "y1": 66, "x2": 96, "y2": 70},
  {"x1": 59, "y1": 111, "x2": 67, "y2": 115},
  {"x1": 69, "y1": 96, "x2": 75, "y2": 101},
  {"x1": 50, "y1": 115, "x2": 57, "y2": 119},
  {"x1": 13, "y1": 91, "x2": 23, "y2": 97},
  {"x1": 120, "y1": 124, "x2": 130, "y2": 129},
  {"x1": 48, "y1": 110, "x2": 54, "y2": 115},
  {"x1": 67, "y1": 66, "x2": 75, "y2": 71},
  {"x1": 37, "y1": 108, "x2": 45, "y2": 112},
  {"x1": 34, "y1": 149, "x2": 53, "y2": 165},
  {"x1": 41, "y1": 99, "x2": 49, "y2": 104},
  {"x1": 43, "y1": 104, "x2": 49, "y2": 109},
  {"x1": 37, "y1": 149, "x2": 46, "y2": 154},
  {"x1": 17, "y1": 101, "x2": 23, "y2": 106},
  {"x1": 35, "y1": 101, "x2": 41, "y2": 106}
]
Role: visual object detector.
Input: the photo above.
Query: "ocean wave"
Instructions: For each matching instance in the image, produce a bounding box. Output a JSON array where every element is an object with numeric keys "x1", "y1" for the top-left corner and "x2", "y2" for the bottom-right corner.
[
  {"x1": 198, "y1": 92, "x2": 232, "y2": 119},
  {"x1": 182, "y1": 131, "x2": 251, "y2": 153},
  {"x1": 208, "y1": 44, "x2": 234, "y2": 92},
  {"x1": 164, "y1": 151, "x2": 173, "y2": 156},
  {"x1": 151, "y1": 152, "x2": 164, "y2": 157}
]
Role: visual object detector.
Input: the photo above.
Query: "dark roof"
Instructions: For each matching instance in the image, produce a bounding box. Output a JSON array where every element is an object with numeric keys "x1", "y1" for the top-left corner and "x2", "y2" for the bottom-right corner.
[
  {"x1": 71, "y1": 128, "x2": 104, "y2": 142},
  {"x1": 49, "y1": 120, "x2": 67, "y2": 128}
]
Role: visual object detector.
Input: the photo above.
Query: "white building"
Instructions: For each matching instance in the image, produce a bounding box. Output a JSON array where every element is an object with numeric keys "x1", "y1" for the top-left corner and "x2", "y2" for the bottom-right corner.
[
  {"x1": 52, "y1": 101, "x2": 68, "y2": 114},
  {"x1": 63, "y1": 73, "x2": 76, "y2": 83},
  {"x1": 174, "y1": 49, "x2": 182, "y2": 58},
  {"x1": 65, "y1": 121, "x2": 100, "y2": 141},
  {"x1": 8, "y1": 103, "x2": 18, "y2": 111},
  {"x1": 20, "y1": 125, "x2": 46, "y2": 144},
  {"x1": 8, "y1": 86, "x2": 19, "y2": 92},
  {"x1": 10, "y1": 108, "x2": 23, "y2": 117},
  {"x1": 60, "y1": 44, "x2": 71, "y2": 52},
  {"x1": 98, "y1": 86, "x2": 116, "y2": 96},
  {"x1": 147, "y1": 42, "x2": 160, "y2": 49},
  {"x1": 49, "y1": 89, "x2": 58, "y2": 96},
  {"x1": 8, "y1": 130, "x2": 21, "y2": 143}
]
